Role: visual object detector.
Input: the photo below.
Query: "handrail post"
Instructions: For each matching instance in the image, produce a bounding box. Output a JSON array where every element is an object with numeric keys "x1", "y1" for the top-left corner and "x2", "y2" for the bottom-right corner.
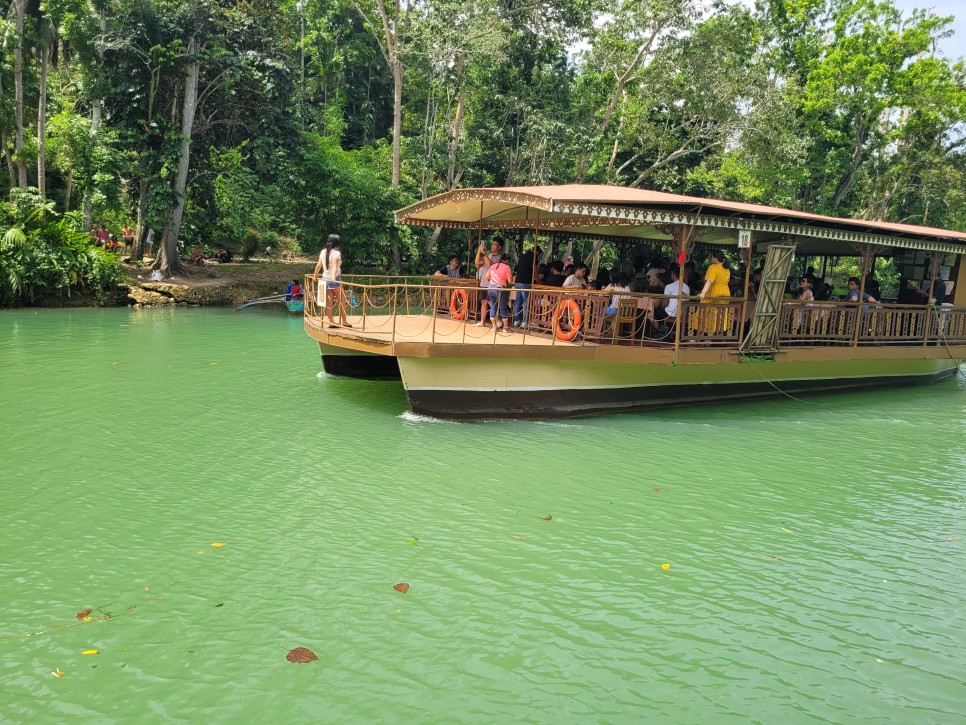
[{"x1": 362, "y1": 286, "x2": 368, "y2": 331}]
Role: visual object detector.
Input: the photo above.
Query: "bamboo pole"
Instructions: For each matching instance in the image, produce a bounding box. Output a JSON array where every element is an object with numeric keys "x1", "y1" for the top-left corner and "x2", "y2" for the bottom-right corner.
[
  {"x1": 852, "y1": 248, "x2": 873, "y2": 348},
  {"x1": 738, "y1": 238, "x2": 752, "y2": 347},
  {"x1": 923, "y1": 254, "x2": 940, "y2": 346}
]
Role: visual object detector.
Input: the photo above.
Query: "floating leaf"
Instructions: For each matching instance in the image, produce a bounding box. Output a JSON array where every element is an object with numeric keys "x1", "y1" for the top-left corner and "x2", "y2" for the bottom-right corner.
[
  {"x1": 76, "y1": 609, "x2": 92, "y2": 620},
  {"x1": 780, "y1": 527, "x2": 792, "y2": 533},
  {"x1": 513, "y1": 536, "x2": 527, "y2": 541},
  {"x1": 540, "y1": 515, "x2": 552, "y2": 521},
  {"x1": 948, "y1": 537, "x2": 958, "y2": 542},
  {"x1": 286, "y1": 647, "x2": 318, "y2": 664},
  {"x1": 81, "y1": 649, "x2": 99, "y2": 655},
  {"x1": 211, "y1": 542, "x2": 226, "y2": 547},
  {"x1": 661, "y1": 563, "x2": 670, "y2": 571},
  {"x1": 653, "y1": 488, "x2": 661, "y2": 492},
  {"x1": 393, "y1": 583, "x2": 410, "y2": 594},
  {"x1": 51, "y1": 668, "x2": 64, "y2": 678},
  {"x1": 209, "y1": 362, "x2": 218, "y2": 366},
  {"x1": 405, "y1": 540, "x2": 418, "y2": 546}
]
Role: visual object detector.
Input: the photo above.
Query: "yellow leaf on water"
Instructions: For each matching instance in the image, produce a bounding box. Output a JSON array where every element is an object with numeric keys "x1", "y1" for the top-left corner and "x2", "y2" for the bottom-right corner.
[
  {"x1": 211, "y1": 542, "x2": 226, "y2": 547},
  {"x1": 81, "y1": 649, "x2": 99, "y2": 655},
  {"x1": 661, "y1": 563, "x2": 670, "y2": 571},
  {"x1": 209, "y1": 362, "x2": 218, "y2": 366},
  {"x1": 948, "y1": 537, "x2": 959, "y2": 542},
  {"x1": 780, "y1": 527, "x2": 793, "y2": 533},
  {"x1": 51, "y1": 669, "x2": 64, "y2": 677},
  {"x1": 513, "y1": 536, "x2": 527, "y2": 541},
  {"x1": 198, "y1": 551, "x2": 205, "y2": 555}
]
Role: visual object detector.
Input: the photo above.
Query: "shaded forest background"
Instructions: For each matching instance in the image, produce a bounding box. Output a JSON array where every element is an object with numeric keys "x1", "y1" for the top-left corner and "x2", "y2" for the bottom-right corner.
[{"x1": 2, "y1": 0, "x2": 965, "y2": 285}]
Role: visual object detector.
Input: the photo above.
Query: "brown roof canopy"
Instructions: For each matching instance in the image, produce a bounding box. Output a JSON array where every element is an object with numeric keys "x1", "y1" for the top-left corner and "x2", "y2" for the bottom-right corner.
[{"x1": 395, "y1": 184, "x2": 966, "y2": 254}]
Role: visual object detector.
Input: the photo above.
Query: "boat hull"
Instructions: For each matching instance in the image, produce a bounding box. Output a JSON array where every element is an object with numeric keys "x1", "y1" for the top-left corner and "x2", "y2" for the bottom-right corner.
[
  {"x1": 318, "y1": 343, "x2": 401, "y2": 380},
  {"x1": 398, "y1": 355, "x2": 961, "y2": 419}
]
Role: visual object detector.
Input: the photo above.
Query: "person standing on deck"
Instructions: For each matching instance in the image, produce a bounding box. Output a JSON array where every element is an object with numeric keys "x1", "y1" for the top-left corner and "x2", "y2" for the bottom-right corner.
[
  {"x1": 512, "y1": 244, "x2": 541, "y2": 328},
  {"x1": 544, "y1": 260, "x2": 566, "y2": 287},
  {"x1": 314, "y1": 234, "x2": 350, "y2": 328},
  {"x1": 486, "y1": 253, "x2": 514, "y2": 334},
  {"x1": 696, "y1": 250, "x2": 732, "y2": 334},
  {"x1": 474, "y1": 237, "x2": 504, "y2": 326}
]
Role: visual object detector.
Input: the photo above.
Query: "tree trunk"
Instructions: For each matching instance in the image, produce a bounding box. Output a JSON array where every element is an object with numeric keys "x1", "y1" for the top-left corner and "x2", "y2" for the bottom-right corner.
[
  {"x1": 13, "y1": 0, "x2": 28, "y2": 188},
  {"x1": 446, "y1": 54, "x2": 467, "y2": 192},
  {"x1": 132, "y1": 173, "x2": 151, "y2": 261},
  {"x1": 64, "y1": 169, "x2": 73, "y2": 211},
  {"x1": 1, "y1": 132, "x2": 15, "y2": 189},
  {"x1": 388, "y1": 57, "x2": 403, "y2": 272},
  {"x1": 37, "y1": 44, "x2": 50, "y2": 198},
  {"x1": 83, "y1": 8, "x2": 107, "y2": 229},
  {"x1": 152, "y1": 37, "x2": 200, "y2": 277}
]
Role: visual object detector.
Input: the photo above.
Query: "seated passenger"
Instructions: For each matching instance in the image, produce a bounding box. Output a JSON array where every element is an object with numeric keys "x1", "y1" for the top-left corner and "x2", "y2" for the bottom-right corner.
[
  {"x1": 604, "y1": 272, "x2": 632, "y2": 316},
  {"x1": 563, "y1": 263, "x2": 589, "y2": 289},
  {"x1": 651, "y1": 269, "x2": 689, "y2": 339},
  {"x1": 631, "y1": 256, "x2": 649, "y2": 293},
  {"x1": 288, "y1": 279, "x2": 303, "y2": 300},
  {"x1": 434, "y1": 255, "x2": 462, "y2": 278},
  {"x1": 797, "y1": 277, "x2": 814, "y2": 302},
  {"x1": 544, "y1": 260, "x2": 566, "y2": 287},
  {"x1": 846, "y1": 277, "x2": 876, "y2": 303}
]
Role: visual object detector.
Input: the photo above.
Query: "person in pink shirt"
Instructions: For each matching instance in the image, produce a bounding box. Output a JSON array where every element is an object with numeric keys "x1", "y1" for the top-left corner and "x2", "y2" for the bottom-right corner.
[{"x1": 485, "y1": 254, "x2": 514, "y2": 334}]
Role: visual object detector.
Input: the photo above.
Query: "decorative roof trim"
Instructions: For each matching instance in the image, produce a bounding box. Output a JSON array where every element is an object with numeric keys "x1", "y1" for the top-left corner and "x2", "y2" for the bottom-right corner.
[{"x1": 400, "y1": 203, "x2": 966, "y2": 254}]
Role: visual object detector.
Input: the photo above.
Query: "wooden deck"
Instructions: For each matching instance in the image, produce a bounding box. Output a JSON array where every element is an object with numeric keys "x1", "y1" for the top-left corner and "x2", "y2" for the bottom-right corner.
[{"x1": 305, "y1": 312, "x2": 591, "y2": 347}]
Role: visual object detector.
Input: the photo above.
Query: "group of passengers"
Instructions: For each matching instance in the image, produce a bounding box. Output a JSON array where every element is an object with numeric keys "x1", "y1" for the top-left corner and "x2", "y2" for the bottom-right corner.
[
  {"x1": 434, "y1": 237, "x2": 739, "y2": 336},
  {"x1": 429, "y1": 236, "x2": 953, "y2": 338}
]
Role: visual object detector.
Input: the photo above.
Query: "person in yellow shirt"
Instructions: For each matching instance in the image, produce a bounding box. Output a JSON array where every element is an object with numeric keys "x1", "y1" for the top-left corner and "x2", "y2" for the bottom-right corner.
[{"x1": 696, "y1": 250, "x2": 732, "y2": 335}]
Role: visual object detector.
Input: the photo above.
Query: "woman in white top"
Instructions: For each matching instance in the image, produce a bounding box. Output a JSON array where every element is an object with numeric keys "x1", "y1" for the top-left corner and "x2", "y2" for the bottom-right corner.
[
  {"x1": 603, "y1": 271, "x2": 632, "y2": 316},
  {"x1": 313, "y1": 234, "x2": 350, "y2": 327}
]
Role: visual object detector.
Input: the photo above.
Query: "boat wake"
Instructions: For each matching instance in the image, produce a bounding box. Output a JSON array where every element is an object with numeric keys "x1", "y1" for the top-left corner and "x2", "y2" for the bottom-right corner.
[{"x1": 398, "y1": 411, "x2": 459, "y2": 424}]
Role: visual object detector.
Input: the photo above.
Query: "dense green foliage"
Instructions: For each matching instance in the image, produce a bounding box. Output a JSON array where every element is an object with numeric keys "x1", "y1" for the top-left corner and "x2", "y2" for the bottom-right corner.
[
  {"x1": 1, "y1": 0, "x2": 964, "y2": 287},
  {"x1": 0, "y1": 190, "x2": 122, "y2": 304}
]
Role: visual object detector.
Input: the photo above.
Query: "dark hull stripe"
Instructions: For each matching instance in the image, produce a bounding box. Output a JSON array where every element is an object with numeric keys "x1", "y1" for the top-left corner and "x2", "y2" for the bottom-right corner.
[
  {"x1": 322, "y1": 354, "x2": 401, "y2": 380},
  {"x1": 406, "y1": 369, "x2": 958, "y2": 420}
]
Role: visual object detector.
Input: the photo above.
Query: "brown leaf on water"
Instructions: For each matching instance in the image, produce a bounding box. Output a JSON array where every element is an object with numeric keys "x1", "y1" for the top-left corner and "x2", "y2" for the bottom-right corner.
[
  {"x1": 513, "y1": 536, "x2": 527, "y2": 541},
  {"x1": 393, "y1": 583, "x2": 410, "y2": 594},
  {"x1": 76, "y1": 609, "x2": 92, "y2": 620},
  {"x1": 286, "y1": 647, "x2": 318, "y2": 664},
  {"x1": 540, "y1": 515, "x2": 552, "y2": 521},
  {"x1": 653, "y1": 488, "x2": 661, "y2": 492}
]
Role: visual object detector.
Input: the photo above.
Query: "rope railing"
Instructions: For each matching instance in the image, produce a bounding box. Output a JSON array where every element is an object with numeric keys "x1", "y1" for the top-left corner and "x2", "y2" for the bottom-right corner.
[{"x1": 303, "y1": 274, "x2": 966, "y2": 351}]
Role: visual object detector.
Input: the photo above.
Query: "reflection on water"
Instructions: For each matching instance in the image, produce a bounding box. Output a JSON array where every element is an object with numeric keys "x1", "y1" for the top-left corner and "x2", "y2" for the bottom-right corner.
[{"x1": 1, "y1": 308, "x2": 965, "y2": 722}]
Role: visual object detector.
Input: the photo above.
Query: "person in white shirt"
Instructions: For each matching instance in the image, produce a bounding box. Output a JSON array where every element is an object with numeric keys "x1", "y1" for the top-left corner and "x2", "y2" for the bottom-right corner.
[
  {"x1": 313, "y1": 234, "x2": 350, "y2": 328},
  {"x1": 563, "y1": 263, "x2": 589, "y2": 289},
  {"x1": 663, "y1": 267, "x2": 691, "y2": 325},
  {"x1": 603, "y1": 271, "x2": 632, "y2": 316}
]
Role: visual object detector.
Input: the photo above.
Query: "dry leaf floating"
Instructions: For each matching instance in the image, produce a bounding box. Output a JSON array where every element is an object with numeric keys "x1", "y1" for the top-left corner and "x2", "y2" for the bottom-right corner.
[
  {"x1": 393, "y1": 583, "x2": 410, "y2": 594},
  {"x1": 286, "y1": 647, "x2": 318, "y2": 664}
]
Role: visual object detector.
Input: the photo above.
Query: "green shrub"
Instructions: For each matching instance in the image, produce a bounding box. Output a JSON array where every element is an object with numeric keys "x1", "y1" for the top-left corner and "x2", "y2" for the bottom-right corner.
[{"x1": 0, "y1": 189, "x2": 123, "y2": 305}]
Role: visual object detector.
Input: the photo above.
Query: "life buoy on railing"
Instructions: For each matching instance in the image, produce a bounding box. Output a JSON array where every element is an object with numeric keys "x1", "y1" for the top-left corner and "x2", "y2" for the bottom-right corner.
[
  {"x1": 450, "y1": 288, "x2": 468, "y2": 320},
  {"x1": 553, "y1": 299, "x2": 583, "y2": 342}
]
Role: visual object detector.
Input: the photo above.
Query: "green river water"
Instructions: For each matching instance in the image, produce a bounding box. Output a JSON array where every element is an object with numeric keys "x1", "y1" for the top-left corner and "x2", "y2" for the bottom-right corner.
[{"x1": 1, "y1": 308, "x2": 965, "y2": 724}]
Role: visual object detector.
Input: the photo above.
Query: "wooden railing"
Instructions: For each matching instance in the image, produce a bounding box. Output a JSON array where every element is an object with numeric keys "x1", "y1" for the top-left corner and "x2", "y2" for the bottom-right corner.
[{"x1": 304, "y1": 275, "x2": 966, "y2": 350}]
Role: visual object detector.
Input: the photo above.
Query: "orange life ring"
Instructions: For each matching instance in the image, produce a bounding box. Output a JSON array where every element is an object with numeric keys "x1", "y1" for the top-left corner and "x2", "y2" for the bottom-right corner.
[
  {"x1": 449, "y1": 288, "x2": 468, "y2": 320},
  {"x1": 553, "y1": 299, "x2": 583, "y2": 341}
]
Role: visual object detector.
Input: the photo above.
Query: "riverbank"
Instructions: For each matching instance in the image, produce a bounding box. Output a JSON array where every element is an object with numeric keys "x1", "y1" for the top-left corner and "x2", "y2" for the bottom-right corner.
[{"x1": 121, "y1": 260, "x2": 317, "y2": 307}]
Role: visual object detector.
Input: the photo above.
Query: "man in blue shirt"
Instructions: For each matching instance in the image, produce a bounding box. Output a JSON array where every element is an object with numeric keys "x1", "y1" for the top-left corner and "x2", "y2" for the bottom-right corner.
[{"x1": 846, "y1": 277, "x2": 877, "y2": 303}]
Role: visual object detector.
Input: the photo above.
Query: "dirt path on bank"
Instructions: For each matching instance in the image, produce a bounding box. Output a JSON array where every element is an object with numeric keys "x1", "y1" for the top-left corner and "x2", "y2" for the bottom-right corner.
[{"x1": 121, "y1": 259, "x2": 318, "y2": 307}]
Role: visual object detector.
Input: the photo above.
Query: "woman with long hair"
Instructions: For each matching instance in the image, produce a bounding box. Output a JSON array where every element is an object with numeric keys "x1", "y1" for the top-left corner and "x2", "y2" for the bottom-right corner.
[
  {"x1": 696, "y1": 249, "x2": 732, "y2": 335},
  {"x1": 313, "y1": 234, "x2": 350, "y2": 328}
]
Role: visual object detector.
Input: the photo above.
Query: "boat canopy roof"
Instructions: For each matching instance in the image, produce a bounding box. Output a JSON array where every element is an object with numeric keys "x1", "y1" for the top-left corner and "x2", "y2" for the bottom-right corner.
[{"x1": 395, "y1": 184, "x2": 966, "y2": 255}]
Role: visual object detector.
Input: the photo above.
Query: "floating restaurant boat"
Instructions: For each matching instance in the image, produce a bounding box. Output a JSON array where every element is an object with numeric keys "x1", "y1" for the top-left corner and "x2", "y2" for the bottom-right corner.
[{"x1": 303, "y1": 185, "x2": 965, "y2": 419}]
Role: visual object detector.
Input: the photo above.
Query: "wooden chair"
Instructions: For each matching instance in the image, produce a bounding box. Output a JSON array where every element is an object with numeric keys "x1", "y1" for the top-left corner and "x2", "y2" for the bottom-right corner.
[{"x1": 611, "y1": 298, "x2": 639, "y2": 341}]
